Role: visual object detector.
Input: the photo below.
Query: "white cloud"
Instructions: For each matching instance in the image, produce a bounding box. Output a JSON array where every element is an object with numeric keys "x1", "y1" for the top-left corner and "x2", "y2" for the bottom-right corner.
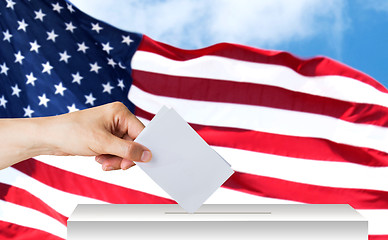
[
  {"x1": 362, "y1": 0, "x2": 388, "y2": 12},
  {"x1": 70, "y1": 0, "x2": 347, "y2": 51}
]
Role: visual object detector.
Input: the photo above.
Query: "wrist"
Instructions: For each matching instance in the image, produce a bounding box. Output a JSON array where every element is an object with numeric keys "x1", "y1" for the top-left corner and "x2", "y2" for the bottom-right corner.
[
  {"x1": 22, "y1": 117, "x2": 58, "y2": 158},
  {"x1": 0, "y1": 117, "x2": 58, "y2": 168},
  {"x1": 15, "y1": 116, "x2": 64, "y2": 158},
  {"x1": 33, "y1": 115, "x2": 70, "y2": 156}
]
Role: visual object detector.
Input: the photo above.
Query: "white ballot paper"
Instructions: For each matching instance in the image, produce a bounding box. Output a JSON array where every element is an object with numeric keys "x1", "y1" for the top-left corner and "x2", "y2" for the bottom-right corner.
[{"x1": 135, "y1": 106, "x2": 234, "y2": 213}]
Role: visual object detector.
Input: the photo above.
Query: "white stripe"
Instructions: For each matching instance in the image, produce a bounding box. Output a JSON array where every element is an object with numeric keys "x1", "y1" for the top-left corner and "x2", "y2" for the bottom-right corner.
[
  {"x1": 358, "y1": 209, "x2": 388, "y2": 235},
  {"x1": 34, "y1": 155, "x2": 171, "y2": 199},
  {"x1": 132, "y1": 50, "x2": 388, "y2": 108},
  {"x1": 221, "y1": 149, "x2": 388, "y2": 235},
  {"x1": 34, "y1": 155, "x2": 297, "y2": 205},
  {"x1": 129, "y1": 85, "x2": 388, "y2": 153},
  {"x1": 0, "y1": 200, "x2": 67, "y2": 239},
  {"x1": 0, "y1": 167, "x2": 105, "y2": 217},
  {"x1": 37, "y1": 154, "x2": 298, "y2": 204},
  {"x1": 213, "y1": 146, "x2": 388, "y2": 192}
]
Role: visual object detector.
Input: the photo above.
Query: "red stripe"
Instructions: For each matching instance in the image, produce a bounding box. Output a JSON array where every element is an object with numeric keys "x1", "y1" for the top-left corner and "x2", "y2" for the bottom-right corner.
[
  {"x1": 0, "y1": 221, "x2": 63, "y2": 240},
  {"x1": 138, "y1": 35, "x2": 388, "y2": 93},
  {"x1": 135, "y1": 107, "x2": 388, "y2": 167},
  {"x1": 0, "y1": 182, "x2": 67, "y2": 226},
  {"x1": 370, "y1": 236, "x2": 388, "y2": 240},
  {"x1": 132, "y1": 70, "x2": 388, "y2": 128},
  {"x1": 223, "y1": 171, "x2": 388, "y2": 210},
  {"x1": 12, "y1": 158, "x2": 175, "y2": 204}
]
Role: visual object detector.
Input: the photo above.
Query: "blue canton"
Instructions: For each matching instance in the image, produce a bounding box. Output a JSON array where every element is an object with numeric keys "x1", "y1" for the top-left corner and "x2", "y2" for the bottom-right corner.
[{"x1": 0, "y1": 0, "x2": 142, "y2": 118}]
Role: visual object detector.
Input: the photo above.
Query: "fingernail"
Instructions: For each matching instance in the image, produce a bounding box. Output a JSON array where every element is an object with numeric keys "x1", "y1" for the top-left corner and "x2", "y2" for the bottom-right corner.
[
  {"x1": 123, "y1": 162, "x2": 135, "y2": 170},
  {"x1": 95, "y1": 157, "x2": 101, "y2": 164},
  {"x1": 141, "y1": 150, "x2": 152, "y2": 162},
  {"x1": 103, "y1": 166, "x2": 114, "y2": 171}
]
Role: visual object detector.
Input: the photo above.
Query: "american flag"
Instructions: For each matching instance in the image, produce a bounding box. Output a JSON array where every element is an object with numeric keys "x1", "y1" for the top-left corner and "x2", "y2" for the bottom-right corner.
[{"x1": 1, "y1": 0, "x2": 387, "y2": 239}]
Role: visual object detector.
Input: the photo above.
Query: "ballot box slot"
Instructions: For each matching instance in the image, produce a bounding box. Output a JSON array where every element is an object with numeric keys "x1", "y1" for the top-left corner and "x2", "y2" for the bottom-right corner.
[{"x1": 164, "y1": 212, "x2": 271, "y2": 215}]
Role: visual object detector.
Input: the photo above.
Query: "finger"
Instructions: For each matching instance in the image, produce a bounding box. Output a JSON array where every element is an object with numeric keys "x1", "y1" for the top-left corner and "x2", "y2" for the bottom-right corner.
[
  {"x1": 121, "y1": 109, "x2": 145, "y2": 140},
  {"x1": 96, "y1": 154, "x2": 136, "y2": 170},
  {"x1": 95, "y1": 154, "x2": 122, "y2": 171},
  {"x1": 95, "y1": 155, "x2": 103, "y2": 164},
  {"x1": 120, "y1": 159, "x2": 136, "y2": 170},
  {"x1": 127, "y1": 116, "x2": 145, "y2": 140},
  {"x1": 103, "y1": 135, "x2": 152, "y2": 163},
  {"x1": 122, "y1": 134, "x2": 133, "y2": 142},
  {"x1": 96, "y1": 154, "x2": 117, "y2": 164},
  {"x1": 119, "y1": 136, "x2": 137, "y2": 169}
]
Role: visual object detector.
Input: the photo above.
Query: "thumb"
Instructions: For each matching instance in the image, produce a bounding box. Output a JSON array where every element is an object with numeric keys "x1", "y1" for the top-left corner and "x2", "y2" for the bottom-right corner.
[{"x1": 103, "y1": 134, "x2": 152, "y2": 162}]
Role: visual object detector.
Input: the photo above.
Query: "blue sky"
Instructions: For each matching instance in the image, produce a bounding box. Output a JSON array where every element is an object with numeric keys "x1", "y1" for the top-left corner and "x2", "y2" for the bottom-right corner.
[{"x1": 71, "y1": 0, "x2": 388, "y2": 87}]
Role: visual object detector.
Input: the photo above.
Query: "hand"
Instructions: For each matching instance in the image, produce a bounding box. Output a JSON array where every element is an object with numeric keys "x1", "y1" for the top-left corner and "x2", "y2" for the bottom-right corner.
[
  {"x1": 49, "y1": 102, "x2": 152, "y2": 170},
  {"x1": 0, "y1": 102, "x2": 151, "y2": 170}
]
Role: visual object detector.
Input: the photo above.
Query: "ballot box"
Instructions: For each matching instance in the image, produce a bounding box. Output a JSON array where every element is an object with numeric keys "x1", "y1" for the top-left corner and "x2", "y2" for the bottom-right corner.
[{"x1": 67, "y1": 204, "x2": 367, "y2": 240}]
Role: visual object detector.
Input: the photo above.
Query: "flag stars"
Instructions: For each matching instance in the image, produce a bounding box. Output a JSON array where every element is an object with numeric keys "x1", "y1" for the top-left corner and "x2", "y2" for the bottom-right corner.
[
  {"x1": 91, "y1": 22, "x2": 103, "y2": 33},
  {"x1": 0, "y1": 95, "x2": 7, "y2": 108},
  {"x1": 17, "y1": 19, "x2": 28, "y2": 32},
  {"x1": 122, "y1": 35, "x2": 134, "y2": 46},
  {"x1": 65, "y1": 22, "x2": 76, "y2": 33},
  {"x1": 6, "y1": 0, "x2": 16, "y2": 10},
  {"x1": 107, "y1": 58, "x2": 117, "y2": 68},
  {"x1": 26, "y1": 72, "x2": 37, "y2": 86},
  {"x1": 42, "y1": 61, "x2": 53, "y2": 75},
  {"x1": 3, "y1": 30, "x2": 12, "y2": 42},
  {"x1": 77, "y1": 42, "x2": 89, "y2": 53},
  {"x1": 59, "y1": 51, "x2": 71, "y2": 63},
  {"x1": 11, "y1": 84, "x2": 21, "y2": 97},
  {"x1": 30, "y1": 40, "x2": 41, "y2": 53},
  {"x1": 71, "y1": 72, "x2": 83, "y2": 85},
  {"x1": 23, "y1": 105, "x2": 34, "y2": 118},
  {"x1": 67, "y1": 104, "x2": 79, "y2": 113},
  {"x1": 117, "y1": 79, "x2": 125, "y2": 90},
  {"x1": 102, "y1": 82, "x2": 114, "y2": 94},
  {"x1": 102, "y1": 42, "x2": 113, "y2": 54},
  {"x1": 14, "y1": 51, "x2": 25, "y2": 64},
  {"x1": 90, "y1": 62, "x2": 101, "y2": 73},
  {"x1": 38, "y1": 93, "x2": 50, "y2": 107},
  {"x1": 47, "y1": 30, "x2": 58, "y2": 42},
  {"x1": 85, "y1": 93, "x2": 96, "y2": 106},
  {"x1": 54, "y1": 82, "x2": 67, "y2": 96},
  {"x1": 0, "y1": 63, "x2": 9, "y2": 75},
  {"x1": 67, "y1": 3, "x2": 75, "y2": 13},
  {"x1": 34, "y1": 9, "x2": 46, "y2": 21},
  {"x1": 52, "y1": 2, "x2": 63, "y2": 13}
]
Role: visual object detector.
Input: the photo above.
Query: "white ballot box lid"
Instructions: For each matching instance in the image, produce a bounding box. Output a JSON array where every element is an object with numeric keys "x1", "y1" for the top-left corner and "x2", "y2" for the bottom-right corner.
[
  {"x1": 67, "y1": 204, "x2": 367, "y2": 240},
  {"x1": 68, "y1": 204, "x2": 365, "y2": 222}
]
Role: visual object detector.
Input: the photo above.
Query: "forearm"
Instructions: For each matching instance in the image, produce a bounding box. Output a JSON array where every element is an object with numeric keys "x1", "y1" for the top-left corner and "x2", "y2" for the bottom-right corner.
[
  {"x1": 0, "y1": 102, "x2": 151, "y2": 171},
  {"x1": 0, "y1": 117, "x2": 58, "y2": 169}
]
